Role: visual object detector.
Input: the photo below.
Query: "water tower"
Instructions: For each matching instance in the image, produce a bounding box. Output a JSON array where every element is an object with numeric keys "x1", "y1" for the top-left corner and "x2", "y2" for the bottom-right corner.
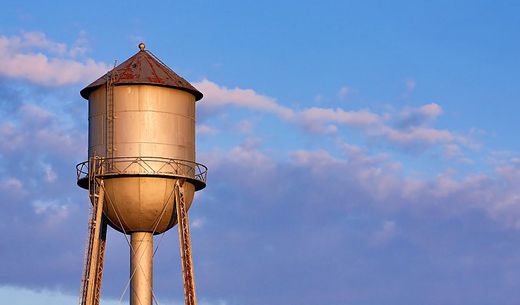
[{"x1": 75, "y1": 43, "x2": 207, "y2": 305}]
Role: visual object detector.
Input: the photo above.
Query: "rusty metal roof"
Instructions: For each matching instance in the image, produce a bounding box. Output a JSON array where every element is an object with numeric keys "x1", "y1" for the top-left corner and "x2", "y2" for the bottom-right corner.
[{"x1": 80, "y1": 46, "x2": 203, "y2": 101}]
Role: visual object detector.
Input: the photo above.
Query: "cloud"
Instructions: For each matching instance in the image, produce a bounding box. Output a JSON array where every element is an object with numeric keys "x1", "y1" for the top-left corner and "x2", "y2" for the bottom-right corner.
[
  {"x1": 291, "y1": 149, "x2": 342, "y2": 168},
  {"x1": 68, "y1": 31, "x2": 90, "y2": 57},
  {"x1": 235, "y1": 120, "x2": 254, "y2": 134},
  {"x1": 443, "y1": 143, "x2": 463, "y2": 158},
  {"x1": 355, "y1": 103, "x2": 473, "y2": 151},
  {"x1": 418, "y1": 103, "x2": 442, "y2": 117},
  {"x1": 283, "y1": 142, "x2": 520, "y2": 229},
  {"x1": 370, "y1": 220, "x2": 397, "y2": 246},
  {"x1": 32, "y1": 199, "x2": 69, "y2": 225},
  {"x1": 221, "y1": 140, "x2": 272, "y2": 169},
  {"x1": 195, "y1": 80, "x2": 470, "y2": 154},
  {"x1": 0, "y1": 286, "x2": 123, "y2": 305},
  {"x1": 299, "y1": 107, "x2": 380, "y2": 129},
  {"x1": 196, "y1": 124, "x2": 219, "y2": 136},
  {"x1": 195, "y1": 79, "x2": 294, "y2": 119},
  {"x1": 19, "y1": 103, "x2": 53, "y2": 121},
  {"x1": 41, "y1": 162, "x2": 58, "y2": 183},
  {"x1": 314, "y1": 94, "x2": 324, "y2": 103},
  {"x1": 0, "y1": 103, "x2": 85, "y2": 157},
  {"x1": 0, "y1": 177, "x2": 24, "y2": 193},
  {"x1": 337, "y1": 86, "x2": 350, "y2": 99},
  {"x1": 405, "y1": 78, "x2": 416, "y2": 93},
  {"x1": 0, "y1": 32, "x2": 109, "y2": 86},
  {"x1": 296, "y1": 103, "x2": 468, "y2": 151},
  {"x1": 187, "y1": 142, "x2": 520, "y2": 304},
  {"x1": 395, "y1": 103, "x2": 442, "y2": 129},
  {"x1": 1, "y1": 112, "x2": 520, "y2": 305},
  {"x1": 0, "y1": 285, "x2": 229, "y2": 305},
  {"x1": 374, "y1": 125, "x2": 464, "y2": 147},
  {"x1": 191, "y1": 217, "x2": 206, "y2": 229},
  {"x1": 0, "y1": 102, "x2": 87, "y2": 294},
  {"x1": 7, "y1": 31, "x2": 68, "y2": 55}
]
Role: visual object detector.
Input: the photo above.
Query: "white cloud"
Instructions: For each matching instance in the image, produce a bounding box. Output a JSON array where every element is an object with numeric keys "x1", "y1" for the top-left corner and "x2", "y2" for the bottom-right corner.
[
  {"x1": 443, "y1": 143, "x2": 463, "y2": 158},
  {"x1": 19, "y1": 103, "x2": 52, "y2": 121},
  {"x1": 191, "y1": 217, "x2": 206, "y2": 229},
  {"x1": 405, "y1": 78, "x2": 416, "y2": 93},
  {"x1": 0, "y1": 177, "x2": 24, "y2": 192},
  {"x1": 396, "y1": 103, "x2": 443, "y2": 129},
  {"x1": 196, "y1": 124, "x2": 219, "y2": 136},
  {"x1": 337, "y1": 86, "x2": 350, "y2": 99},
  {"x1": 370, "y1": 220, "x2": 397, "y2": 246},
  {"x1": 291, "y1": 149, "x2": 343, "y2": 168},
  {"x1": 68, "y1": 31, "x2": 90, "y2": 57},
  {"x1": 314, "y1": 94, "x2": 324, "y2": 103},
  {"x1": 195, "y1": 79, "x2": 294, "y2": 119},
  {"x1": 228, "y1": 143, "x2": 272, "y2": 168},
  {"x1": 295, "y1": 103, "x2": 464, "y2": 150},
  {"x1": 41, "y1": 162, "x2": 58, "y2": 183},
  {"x1": 32, "y1": 199, "x2": 66, "y2": 215},
  {"x1": 403, "y1": 103, "x2": 442, "y2": 121},
  {"x1": 195, "y1": 79, "x2": 468, "y2": 153},
  {"x1": 417, "y1": 103, "x2": 442, "y2": 117},
  {"x1": 267, "y1": 141, "x2": 519, "y2": 228},
  {"x1": 0, "y1": 286, "x2": 123, "y2": 305},
  {"x1": 374, "y1": 125, "x2": 463, "y2": 146},
  {"x1": 298, "y1": 107, "x2": 380, "y2": 134},
  {"x1": 0, "y1": 103, "x2": 85, "y2": 157},
  {"x1": 235, "y1": 120, "x2": 254, "y2": 134},
  {"x1": 300, "y1": 107, "x2": 380, "y2": 127},
  {"x1": 10, "y1": 31, "x2": 67, "y2": 55},
  {"x1": 0, "y1": 31, "x2": 109, "y2": 86}
]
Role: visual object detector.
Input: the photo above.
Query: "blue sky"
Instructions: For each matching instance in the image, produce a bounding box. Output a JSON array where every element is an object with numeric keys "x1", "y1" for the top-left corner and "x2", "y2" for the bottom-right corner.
[{"x1": 1, "y1": 1, "x2": 520, "y2": 305}]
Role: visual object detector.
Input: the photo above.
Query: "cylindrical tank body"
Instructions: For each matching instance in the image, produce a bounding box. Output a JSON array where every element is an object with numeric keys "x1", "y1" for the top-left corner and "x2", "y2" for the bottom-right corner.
[
  {"x1": 89, "y1": 84, "x2": 196, "y2": 160},
  {"x1": 87, "y1": 84, "x2": 196, "y2": 234}
]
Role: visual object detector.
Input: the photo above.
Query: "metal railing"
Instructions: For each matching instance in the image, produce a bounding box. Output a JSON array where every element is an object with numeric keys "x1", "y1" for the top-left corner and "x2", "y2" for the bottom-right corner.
[{"x1": 77, "y1": 156, "x2": 207, "y2": 186}]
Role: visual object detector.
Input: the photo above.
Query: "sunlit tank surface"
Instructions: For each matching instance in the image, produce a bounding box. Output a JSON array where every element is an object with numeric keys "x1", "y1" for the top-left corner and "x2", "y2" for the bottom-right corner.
[{"x1": 78, "y1": 47, "x2": 204, "y2": 234}]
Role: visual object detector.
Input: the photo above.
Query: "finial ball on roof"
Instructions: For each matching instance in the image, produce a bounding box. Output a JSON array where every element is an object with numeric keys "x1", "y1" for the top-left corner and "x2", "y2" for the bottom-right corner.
[{"x1": 138, "y1": 42, "x2": 145, "y2": 51}]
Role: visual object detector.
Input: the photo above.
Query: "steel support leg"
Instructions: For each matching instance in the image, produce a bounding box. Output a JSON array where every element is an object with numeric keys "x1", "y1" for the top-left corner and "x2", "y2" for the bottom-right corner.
[
  {"x1": 176, "y1": 180, "x2": 197, "y2": 305},
  {"x1": 80, "y1": 178, "x2": 107, "y2": 305}
]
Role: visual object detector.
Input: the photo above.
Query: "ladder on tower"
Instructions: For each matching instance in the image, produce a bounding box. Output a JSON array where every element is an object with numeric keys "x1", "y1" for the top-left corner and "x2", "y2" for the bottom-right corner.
[
  {"x1": 105, "y1": 72, "x2": 115, "y2": 163},
  {"x1": 79, "y1": 158, "x2": 108, "y2": 305},
  {"x1": 175, "y1": 179, "x2": 198, "y2": 305}
]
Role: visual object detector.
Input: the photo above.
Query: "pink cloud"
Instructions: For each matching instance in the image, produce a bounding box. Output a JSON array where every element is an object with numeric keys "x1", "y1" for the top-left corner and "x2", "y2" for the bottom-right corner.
[
  {"x1": 0, "y1": 103, "x2": 85, "y2": 157},
  {"x1": 0, "y1": 177, "x2": 24, "y2": 193},
  {"x1": 299, "y1": 107, "x2": 380, "y2": 127},
  {"x1": 0, "y1": 32, "x2": 109, "y2": 86},
  {"x1": 337, "y1": 86, "x2": 350, "y2": 99},
  {"x1": 296, "y1": 103, "x2": 469, "y2": 151},
  {"x1": 195, "y1": 79, "x2": 469, "y2": 154},
  {"x1": 195, "y1": 79, "x2": 294, "y2": 119},
  {"x1": 291, "y1": 149, "x2": 343, "y2": 168},
  {"x1": 196, "y1": 124, "x2": 219, "y2": 136},
  {"x1": 374, "y1": 125, "x2": 462, "y2": 145},
  {"x1": 417, "y1": 103, "x2": 442, "y2": 117},
  {"x1": 405, "y1": 78, "x2": 416, "y2": 93},
  {"x1": 370, "y1": 220, "x2": 397, "y2": 246},
  {"x1": 19, "y1": 103, "x2": 53, "y2": 121}
]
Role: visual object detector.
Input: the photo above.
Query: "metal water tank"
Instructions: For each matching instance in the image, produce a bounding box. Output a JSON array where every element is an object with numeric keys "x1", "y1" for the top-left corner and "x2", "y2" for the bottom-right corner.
[{"x1": 77, "y1": 43, "x2": 206, "y2": 234}]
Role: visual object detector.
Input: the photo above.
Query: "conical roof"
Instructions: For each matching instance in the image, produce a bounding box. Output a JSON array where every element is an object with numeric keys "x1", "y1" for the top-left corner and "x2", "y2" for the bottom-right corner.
[{"x1": 80, "y1": 45, "x2": 203, "y2": 101}]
